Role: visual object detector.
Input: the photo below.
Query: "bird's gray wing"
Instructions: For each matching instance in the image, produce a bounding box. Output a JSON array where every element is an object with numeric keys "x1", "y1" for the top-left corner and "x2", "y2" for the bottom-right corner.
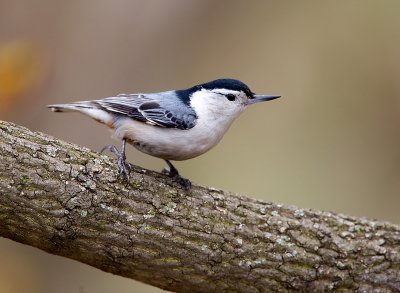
[{"x1": 95, "y1": 94, "x2": 197, "y2": 130}]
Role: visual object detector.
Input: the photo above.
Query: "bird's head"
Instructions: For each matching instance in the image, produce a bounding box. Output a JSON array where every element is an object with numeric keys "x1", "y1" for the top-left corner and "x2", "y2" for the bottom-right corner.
[{"x1": 181, "y1": 78, "x2": 280, "y2": 122}]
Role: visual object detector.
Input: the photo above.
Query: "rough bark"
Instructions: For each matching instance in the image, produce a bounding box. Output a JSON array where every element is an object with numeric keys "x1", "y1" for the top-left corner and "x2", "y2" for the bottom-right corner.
[{"x1": 0, "y1": 120, "x2": 399, "y2": 292}]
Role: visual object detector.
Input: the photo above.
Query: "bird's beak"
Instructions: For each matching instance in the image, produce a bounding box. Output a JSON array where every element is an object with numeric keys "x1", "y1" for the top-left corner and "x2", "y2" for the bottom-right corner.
[{"x1": 247, "y1": 95, "x2": 281, "y2": 105}]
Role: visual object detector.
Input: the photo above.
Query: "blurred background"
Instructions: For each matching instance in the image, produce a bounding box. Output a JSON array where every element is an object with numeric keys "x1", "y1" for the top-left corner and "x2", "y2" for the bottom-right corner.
[{"x1": 1, "y1": 0, "x2": 400, "y2": 292}]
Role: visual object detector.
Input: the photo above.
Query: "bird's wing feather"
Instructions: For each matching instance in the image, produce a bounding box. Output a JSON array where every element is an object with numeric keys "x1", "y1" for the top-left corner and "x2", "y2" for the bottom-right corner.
[{"x1": 95, "y1": 94, "x2": 197, "y2": 130}]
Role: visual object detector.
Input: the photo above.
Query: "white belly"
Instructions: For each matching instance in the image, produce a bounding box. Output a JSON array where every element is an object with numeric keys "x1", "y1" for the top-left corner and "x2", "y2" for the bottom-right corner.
[{"x1": 113, "y1": 117, "x2": 234, "y2": 161}]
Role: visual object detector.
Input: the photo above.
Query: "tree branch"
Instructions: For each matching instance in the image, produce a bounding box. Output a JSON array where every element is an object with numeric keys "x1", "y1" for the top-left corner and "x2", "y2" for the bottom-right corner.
[{"x1": 0, "y1": 120, "x2": 399, "y2": 292}]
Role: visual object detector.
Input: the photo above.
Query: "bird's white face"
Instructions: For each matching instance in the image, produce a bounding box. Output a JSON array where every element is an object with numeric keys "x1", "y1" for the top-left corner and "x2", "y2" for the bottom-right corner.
[{"x1": 190, "y1": 88, "x2": 249, "y2": 126}]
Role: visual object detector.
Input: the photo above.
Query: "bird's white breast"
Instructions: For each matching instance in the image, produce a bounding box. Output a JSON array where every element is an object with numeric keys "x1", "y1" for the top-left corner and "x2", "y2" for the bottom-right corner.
[{"x1": 113, "y1": 115, "x2": 228, "y2": 160}]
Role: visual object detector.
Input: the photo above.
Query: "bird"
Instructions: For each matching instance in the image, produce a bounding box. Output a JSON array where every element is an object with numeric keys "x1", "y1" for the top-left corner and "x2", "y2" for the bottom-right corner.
[{"x1": 48, "y1": 78, "x2": 280, "y2": 188}]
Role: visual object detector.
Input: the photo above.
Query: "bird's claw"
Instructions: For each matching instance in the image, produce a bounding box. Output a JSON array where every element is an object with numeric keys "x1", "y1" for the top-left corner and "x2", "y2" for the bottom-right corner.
[
  {"x1": 162, "y1": 163, "x2": 192, "y2": 189},
  {"x1": 117, "y1": 155, "x2": 130, "y2": 180},
  {"x1": 101, "y1": 142, "x2": 131, "y2": 181},
  {"x1": 174, "y1": 175, "x2": 192, "y2": 189}
]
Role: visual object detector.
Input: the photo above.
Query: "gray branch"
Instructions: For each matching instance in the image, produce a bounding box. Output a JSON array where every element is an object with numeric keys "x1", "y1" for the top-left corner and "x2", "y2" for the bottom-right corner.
[{"x1": 0, "y1": 120, "x2": 399, "y2": 292}]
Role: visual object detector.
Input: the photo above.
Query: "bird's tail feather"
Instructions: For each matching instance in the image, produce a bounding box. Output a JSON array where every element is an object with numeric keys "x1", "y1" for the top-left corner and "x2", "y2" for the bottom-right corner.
[
  {"x1": 48, "y1": 101, "x2": 114, "y2": 126},
  {"x1": 47, "y1": 101, "x2": 95, "y2": 113}
]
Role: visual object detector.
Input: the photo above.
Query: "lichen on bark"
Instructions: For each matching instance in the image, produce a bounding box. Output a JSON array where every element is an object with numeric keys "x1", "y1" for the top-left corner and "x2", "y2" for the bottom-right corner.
[{"x1": 0, "y1": 120, "x2": 399, "y2": 292}]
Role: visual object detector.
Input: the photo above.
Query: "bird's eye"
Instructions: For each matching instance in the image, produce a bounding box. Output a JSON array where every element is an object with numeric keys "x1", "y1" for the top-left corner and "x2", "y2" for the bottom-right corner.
[{"x1": 225, "y1": 94, "x2": 236, "y2": 101}]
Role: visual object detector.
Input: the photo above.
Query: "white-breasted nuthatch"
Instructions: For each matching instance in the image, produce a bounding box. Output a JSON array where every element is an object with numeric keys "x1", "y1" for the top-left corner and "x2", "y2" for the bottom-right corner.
[{"x1": 48, "y1": 78, "x2": 280, "y2": 188}]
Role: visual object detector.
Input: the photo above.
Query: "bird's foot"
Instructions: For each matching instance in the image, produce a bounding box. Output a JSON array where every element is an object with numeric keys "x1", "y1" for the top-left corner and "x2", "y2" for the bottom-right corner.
[
  {"x1": 117, "y1": 154, "x2": 131, "y2": 181},
  {"x1": 163, "y1": 161, "x2": 192, "y2": 189},
  {"x1": 101, "y1": 141, "x2": 130, "y2": 181},
  {"x1": 175, "y1": 176, "x2": 192, "y2": 190}
]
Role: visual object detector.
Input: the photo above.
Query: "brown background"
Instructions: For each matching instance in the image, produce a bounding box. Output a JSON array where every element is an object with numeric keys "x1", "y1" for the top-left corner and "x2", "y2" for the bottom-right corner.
[{"x1": 1, "y1": 1, "x2": 400, "y2": 292}]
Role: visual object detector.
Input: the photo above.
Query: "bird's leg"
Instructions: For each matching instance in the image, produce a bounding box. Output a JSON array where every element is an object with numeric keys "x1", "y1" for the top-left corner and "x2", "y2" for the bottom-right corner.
[
  {"x1": 101, "y1": 139, "x2": 130, "y2": 180},
  {"x1": 163, "y1": 160, "x2": 192, "y2": 189},
  {"x1": 117, "y1": 138, "x2": 130, "y2": 180}
]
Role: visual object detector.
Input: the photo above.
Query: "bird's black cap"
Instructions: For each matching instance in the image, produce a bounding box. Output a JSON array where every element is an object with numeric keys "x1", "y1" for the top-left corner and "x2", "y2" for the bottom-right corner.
[
  {"x1": 197, "y1": 78, "x2": 253, "y2": 97},
  {"x1": 177, "y1": 78, "x2": 254, "y2": 105}
]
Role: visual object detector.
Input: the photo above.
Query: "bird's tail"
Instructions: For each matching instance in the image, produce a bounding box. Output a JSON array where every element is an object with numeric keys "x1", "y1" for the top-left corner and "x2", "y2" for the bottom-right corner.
[
  {"x1": 47, "y1": 101, "x2": 95, "y2": 113},
  {"x1": 48, "y1": 101, "x2": 114, "y2": 126}
]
